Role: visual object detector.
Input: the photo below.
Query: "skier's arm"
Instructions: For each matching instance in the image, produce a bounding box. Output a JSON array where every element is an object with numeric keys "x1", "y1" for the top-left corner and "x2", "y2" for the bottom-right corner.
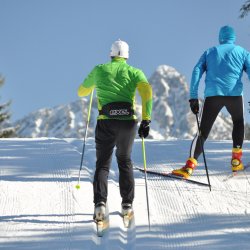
[
  {"x1": 137, "y1": 82, "x2": 152, "y2": 121},
  {"x1": 190, "y1": 52, "x2": 207, "y2": 99},
  {"x1": 78, "y1": 68, "x2": 96, "y2": 97},
  {"x1": 244, "y1": 51, "x2": 250, "y2": 81}
]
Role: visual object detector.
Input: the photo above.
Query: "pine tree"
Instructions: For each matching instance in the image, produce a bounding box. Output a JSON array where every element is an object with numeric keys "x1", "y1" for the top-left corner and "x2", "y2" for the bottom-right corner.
[
  {"x1": 240, "y1": 0, "x2": 250, "y2": 18},
  {"x1": 0, "y1": 76, "x2": 16, "y2": 138}
]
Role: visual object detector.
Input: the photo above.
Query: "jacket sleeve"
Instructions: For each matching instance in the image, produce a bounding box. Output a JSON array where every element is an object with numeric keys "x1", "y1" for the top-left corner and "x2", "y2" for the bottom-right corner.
[
  {"x1": 134, "y1": 69, "x2": 152, "y2": 120},
  {"x1": 137, "y1": 82, "x2": 152, "y2": 121},
  {"x1": 190, "y1": 51, "x2": 207, "y2": 99},
  {"x1": 78, "y1": 67, "x2": 96, "y2": 97},
  {"x1": 244, "y1": 51, "x2": 250, "y2": 81}
]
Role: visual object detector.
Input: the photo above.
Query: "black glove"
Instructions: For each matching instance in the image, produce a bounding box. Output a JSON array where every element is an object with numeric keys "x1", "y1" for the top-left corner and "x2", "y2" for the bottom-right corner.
[
  {"x1": 138, "y1": 120, "x2": 151, "y2": 138},
  {"x1": 189, "y1": 99, "x2": 199, "y2": 114}
]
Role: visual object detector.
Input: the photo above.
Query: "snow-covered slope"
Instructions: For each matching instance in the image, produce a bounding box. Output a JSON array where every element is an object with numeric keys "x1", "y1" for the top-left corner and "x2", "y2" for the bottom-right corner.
[
  {"x1": 1, "y1": 138, "x2": 250, "y2": 249},
  {"x1": 15, "y1": 65, "x2": 233, "y2": 139}
]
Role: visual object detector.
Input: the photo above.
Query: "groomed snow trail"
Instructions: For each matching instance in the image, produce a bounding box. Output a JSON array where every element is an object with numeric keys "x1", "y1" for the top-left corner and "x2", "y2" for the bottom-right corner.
[
  {"x1": 132, "y1": 140, "x2": 250, "y2": 250},
  {"x1": 0, "y1": 139, "x2": 77, "y2": 249},
  {"x1": 0, "y1": 138, "x2": 250, "y2": 249}
]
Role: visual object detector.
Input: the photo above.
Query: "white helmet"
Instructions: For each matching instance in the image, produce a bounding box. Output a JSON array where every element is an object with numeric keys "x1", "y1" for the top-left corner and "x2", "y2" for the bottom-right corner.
[{"x1": 110, "y1": 39, "x2": 129, "y2": 59}]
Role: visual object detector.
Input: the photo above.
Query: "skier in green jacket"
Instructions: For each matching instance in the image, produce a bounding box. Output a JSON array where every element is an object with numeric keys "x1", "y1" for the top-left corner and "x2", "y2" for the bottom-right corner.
[{"x1": 78, "y1": 39, "x2": 152, "y2": 222}]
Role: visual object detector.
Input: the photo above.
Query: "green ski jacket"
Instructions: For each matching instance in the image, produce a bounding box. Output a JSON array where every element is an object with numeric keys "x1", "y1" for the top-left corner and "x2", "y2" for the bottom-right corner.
[{"x1": 78, "y1": 58, "x2": 152, "y2": 121}]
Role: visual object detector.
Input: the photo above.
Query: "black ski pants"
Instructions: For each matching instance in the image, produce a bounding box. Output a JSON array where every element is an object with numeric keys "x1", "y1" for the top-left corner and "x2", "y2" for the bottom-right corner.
[
  {"x1": 190, "y1": 96, "x2": 244, "y2": 160},
  {"x1": 93, "y1": 119, "x2": 137, "y2": 205}
]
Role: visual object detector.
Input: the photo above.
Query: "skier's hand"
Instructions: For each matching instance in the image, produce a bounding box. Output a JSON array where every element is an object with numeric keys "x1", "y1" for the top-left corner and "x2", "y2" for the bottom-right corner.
[
  {"x1": 189, "y1": 99, "x2": 199, "y2": 114},
  {"x1": 138, "y1": 120, "x2": 151, "y2": 138}
]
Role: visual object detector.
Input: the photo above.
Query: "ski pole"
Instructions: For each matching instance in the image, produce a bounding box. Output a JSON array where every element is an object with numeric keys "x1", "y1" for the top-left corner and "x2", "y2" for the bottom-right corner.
[
  {"x1": 75, "y1": 89, "x2": 94, "y2": 189},
  {"x1": 141, "y1": 137, "x2": 151, "y2": 230},
  {"x1": 195, "y1": 113, "x2": 211, "y2": 191}
]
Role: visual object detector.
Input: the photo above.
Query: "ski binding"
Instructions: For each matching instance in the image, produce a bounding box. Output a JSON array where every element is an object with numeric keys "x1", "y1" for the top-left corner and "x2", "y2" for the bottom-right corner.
[
  {"x1": 96, "y1": 220, "x2": 104, "y2": 237},
  {"x1": 122, "y1": 211, "x2": 134, "y2": 228},
  {"x1": 223, "y1": 164, "x2": 250, "y2": 182},
  {"x1": 95, "y1": 219, "x2": 109, "y2": 237}
]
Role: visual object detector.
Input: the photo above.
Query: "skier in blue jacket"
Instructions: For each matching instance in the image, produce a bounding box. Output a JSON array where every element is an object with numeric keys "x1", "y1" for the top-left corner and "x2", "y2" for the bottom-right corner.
[{"x1": 172, "y1": 25, "x2": 250, "y2": 179}]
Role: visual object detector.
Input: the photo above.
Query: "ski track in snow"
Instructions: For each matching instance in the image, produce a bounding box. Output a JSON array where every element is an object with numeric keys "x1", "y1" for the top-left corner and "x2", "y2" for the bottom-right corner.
[
  {"x1": 0, "y1": 139, "x2": 77, "y2": 249},
  {"x1": 0, "y1": 138, "x2": 250, "y2": 249}
]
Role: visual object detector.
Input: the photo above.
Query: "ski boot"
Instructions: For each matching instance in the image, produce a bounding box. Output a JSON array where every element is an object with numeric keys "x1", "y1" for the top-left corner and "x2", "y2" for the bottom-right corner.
[
  {"x1": 172, "y1": 157, "x2": 198, "y2": 179},
  {"x1": 94, "y1": 201, "x2": 107, "y2": 237},
  {"x1": 121, "y1": 203, "x2": 134, "y2": 228},
  {"x1": 94, "y1": 201, "x2": 106, "y2": 221},
  {"x1": 231, "y1": 148, "x2": 244, "y2": 172}
]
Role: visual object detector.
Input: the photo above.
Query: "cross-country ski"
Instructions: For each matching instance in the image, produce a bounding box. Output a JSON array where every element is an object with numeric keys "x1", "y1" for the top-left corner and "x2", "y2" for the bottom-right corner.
[{"x1": 134, "y1": 166, "x2": 210, "y2": 187}]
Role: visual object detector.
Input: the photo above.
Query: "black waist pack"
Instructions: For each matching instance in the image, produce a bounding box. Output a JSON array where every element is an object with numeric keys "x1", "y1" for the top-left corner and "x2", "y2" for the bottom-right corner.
[{"x1": 99, "y1": 102, "x2": 134, "y2": 118}]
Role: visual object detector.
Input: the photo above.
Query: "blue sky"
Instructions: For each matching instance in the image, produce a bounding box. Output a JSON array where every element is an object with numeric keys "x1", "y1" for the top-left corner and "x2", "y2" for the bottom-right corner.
[{"x1": 0, "y1": 0, "x2": 250, "y2": 122}]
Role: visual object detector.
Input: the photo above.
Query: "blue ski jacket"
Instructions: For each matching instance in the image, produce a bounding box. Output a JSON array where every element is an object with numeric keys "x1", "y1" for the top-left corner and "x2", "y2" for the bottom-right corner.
[{"x1": 190, "y1": 26, "x2": 250, "y2": 99}]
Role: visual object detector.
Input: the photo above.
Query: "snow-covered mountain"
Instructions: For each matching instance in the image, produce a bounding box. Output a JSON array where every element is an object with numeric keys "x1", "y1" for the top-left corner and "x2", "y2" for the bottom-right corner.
[
  {"x1": 15, "y1": 99, "x2": 96, "y2": 138},
  {"x1": 15, "y1": 65, "x2": 233, "y2": 139},
  {"x1": 149, "y1": 65, "x2": 233, "y2": 139}
]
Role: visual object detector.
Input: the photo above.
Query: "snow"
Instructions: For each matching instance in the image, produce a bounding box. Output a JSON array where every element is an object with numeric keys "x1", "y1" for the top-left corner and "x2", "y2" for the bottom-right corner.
[{"x1": 1, "y1": 138, "x2": 250, "y2": 249}]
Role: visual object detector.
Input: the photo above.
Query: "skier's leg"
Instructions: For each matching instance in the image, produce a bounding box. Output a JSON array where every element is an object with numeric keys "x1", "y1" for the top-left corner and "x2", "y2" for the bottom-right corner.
[
  {"x1": 93, "y1": 120, "x2": 116, "y2": 204},
  {"x1": 225, "y1": 96, "x2": 244, "y2": 171},
  {"x1": 115, "y1": 120, "x2": 137, "y2": 204},
  {"x1": 225, "y1": 96, "x2": 244, "y2": 148},
  {"x1": 191, "y1": 96, "x2": 224, "y2": 159},
  {"x1": 172, "y1": 97, "x2": 223, "y2": 178}
]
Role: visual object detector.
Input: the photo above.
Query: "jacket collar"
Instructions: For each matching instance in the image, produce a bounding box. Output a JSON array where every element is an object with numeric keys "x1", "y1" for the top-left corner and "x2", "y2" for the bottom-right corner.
[{"x1": 111, "y1": 57, "x2": 127, "y2": 63}]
